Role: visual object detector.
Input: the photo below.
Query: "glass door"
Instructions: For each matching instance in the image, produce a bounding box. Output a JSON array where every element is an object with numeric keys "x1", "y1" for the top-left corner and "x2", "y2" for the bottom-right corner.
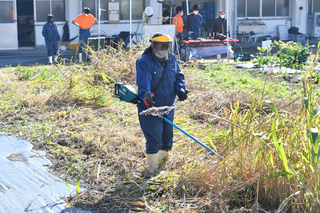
[{"x1": 17, "y1": 0, "x2": 35, "y2": 47}]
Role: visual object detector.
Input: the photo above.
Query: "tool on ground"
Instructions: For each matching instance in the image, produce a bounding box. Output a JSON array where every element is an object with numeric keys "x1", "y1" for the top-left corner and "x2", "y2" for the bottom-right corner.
[
  {"x1": 113, "y1": 83, "x2": 223, "y2": 160},
  {"x1": 234, "y1": 47, "x2": 253, "y2": 62}
]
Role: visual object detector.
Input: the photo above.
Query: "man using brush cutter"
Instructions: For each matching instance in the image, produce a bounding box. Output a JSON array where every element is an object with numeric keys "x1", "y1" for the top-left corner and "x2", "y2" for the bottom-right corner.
[{"x1": 136, "y1": 33, "x2": 188, "y2": 176}]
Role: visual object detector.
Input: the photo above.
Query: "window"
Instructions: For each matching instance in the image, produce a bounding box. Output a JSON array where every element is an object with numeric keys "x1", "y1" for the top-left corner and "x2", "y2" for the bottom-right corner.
[
  {"x1": 52, "y1": 1, "x2": 65, "y2": 21},
  {"x1": 237, "y1": 0, "x2": 245, "y2": 17},
  {"x1": 0, "y1": 1, "x2": 15, "y2": 23},
  {"x1": 82, "y1": 0, "x2": 144, "y2": 21},
  {"x1": 314, "y1": 0, "x2": 320, "y2": 13},
  {"x1": 247, "y1": 0, "x2": 260, "y2": 17},
  {"x1": 82, "y1": 0, "x2": 96, "y2": 19},
  {"x1": 120, "y1": 0, "x2": 144, "y2": 20},
  {"x1": 237, "y1": 0, "x2": 289, "y2": 18},
  {"x1": 262, "y1": 0, "x2": 275, "y2": 17},
  {"x1": 276, "y1": 0, "x2": 289, "y2": 16},
  {"x1": 308, "y1": 0, "x2": 320, "y2": 16},
  {"x1": 36, "y1": 0, "x2": 65, "y2": 22}
]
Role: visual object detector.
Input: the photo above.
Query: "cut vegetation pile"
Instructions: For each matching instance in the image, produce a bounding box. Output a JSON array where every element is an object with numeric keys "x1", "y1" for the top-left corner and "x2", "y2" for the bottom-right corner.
[{"x1": 1, "y1": 43, "x2": 320, "y2": 212}]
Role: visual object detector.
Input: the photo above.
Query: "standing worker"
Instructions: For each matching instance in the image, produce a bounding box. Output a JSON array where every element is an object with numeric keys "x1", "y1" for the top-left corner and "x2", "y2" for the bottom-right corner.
[
  {"x1": 136, "y1": 33, "x2": 188, "y2": 177},
  {"x1": 211, "y1": 10, "x2": 227, "y2": 62},
  {"x1": 172, "y1": 6, "x2": 184, "y2": 41},
  {"x1": 42, "y1": 14, "x2": 61, "y2": 65},
  {"x1": 186, "y1": 4, "x2": 202, "y2": 40},
  {"x1": 72, "y1": 7, "x2": 97, "y2": 63}
]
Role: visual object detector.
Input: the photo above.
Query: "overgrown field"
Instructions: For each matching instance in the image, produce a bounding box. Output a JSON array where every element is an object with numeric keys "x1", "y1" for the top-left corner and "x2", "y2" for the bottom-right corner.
[{"x1": 1, "y1": 44, "x2": 320, "y2": 212}]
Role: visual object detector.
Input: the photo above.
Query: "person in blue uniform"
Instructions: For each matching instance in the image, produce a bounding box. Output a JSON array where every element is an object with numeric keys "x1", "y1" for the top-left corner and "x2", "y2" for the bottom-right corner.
[
  {"x1": 136, "y1": 33, "x2": 188, "y2": 175},
  {"x1": 186, "y1": 4, "x2": 202, "y2": 40},
  {"x1": 42, "y1": 14, "x2": 61, "y2": 64}
]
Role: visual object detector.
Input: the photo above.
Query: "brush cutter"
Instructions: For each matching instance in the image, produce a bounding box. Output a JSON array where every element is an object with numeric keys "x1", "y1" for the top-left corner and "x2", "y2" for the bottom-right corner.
[{"x1": 113, "y1": 83, "x2": 223, "y2": 160}]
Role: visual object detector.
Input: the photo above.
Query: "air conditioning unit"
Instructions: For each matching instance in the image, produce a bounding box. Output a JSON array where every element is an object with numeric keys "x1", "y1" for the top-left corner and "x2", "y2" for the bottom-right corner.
[{"x1": 312, "y1": 12, "x2": 320, "y2": 37}]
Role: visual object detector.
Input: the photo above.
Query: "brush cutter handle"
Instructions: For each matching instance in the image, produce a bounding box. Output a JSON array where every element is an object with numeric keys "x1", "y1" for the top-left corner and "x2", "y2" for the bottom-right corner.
[
  {"x1": 144, "y1": 91, "x2": 155, "y2": 108},
  {"x1": 178, "y1": 89, "x2": 189, "y2": 101}
]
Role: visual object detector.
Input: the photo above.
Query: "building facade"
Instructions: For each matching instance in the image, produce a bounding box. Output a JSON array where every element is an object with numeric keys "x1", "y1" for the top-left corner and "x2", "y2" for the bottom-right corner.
[
  {"x1": 0, "y1": 0, "x2": 319, "y2": 50},
  {"x1": 0, "y1": 0, "x2": 162, "y2": 50}
]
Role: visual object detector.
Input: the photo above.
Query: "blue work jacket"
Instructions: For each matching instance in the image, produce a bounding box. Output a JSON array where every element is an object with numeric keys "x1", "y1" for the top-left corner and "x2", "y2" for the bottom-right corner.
[
  {"x1": 136, "y1": 53, "x2": 186, "y2": 108},
  {"x1": 186, "y1": 13, "x2": 202, "y2": 39},
  {"x1": 42, "y1": 23, "x2": 61, "y2": 42}
]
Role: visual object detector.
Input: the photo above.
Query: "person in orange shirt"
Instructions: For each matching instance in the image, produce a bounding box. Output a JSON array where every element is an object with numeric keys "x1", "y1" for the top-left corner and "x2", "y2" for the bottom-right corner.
[
  {"x1": 172, "y1": 6, "x2": 184, "y2": 41},
  {"x1": 72, "y1": 7, "x2": 97, "y2": 63}
]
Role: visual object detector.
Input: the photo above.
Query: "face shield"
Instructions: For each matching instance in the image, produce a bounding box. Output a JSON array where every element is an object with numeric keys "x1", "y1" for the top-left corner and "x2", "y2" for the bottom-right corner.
[
  {"x1": 153, "y1": 42, "x2": 172, "y2": 61},
  {"x1": 150, "y1": 35, "x2": 173, "y2": 61}
]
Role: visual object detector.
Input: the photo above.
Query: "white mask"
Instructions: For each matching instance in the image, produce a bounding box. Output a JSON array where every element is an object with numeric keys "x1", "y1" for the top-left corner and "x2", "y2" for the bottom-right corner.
[
  {"x1": 193, "y1": 11, "x2": 198, "y2": 15},
  {"x1": 220, "y1": 15, "x2": 225, "y2": 19},
  {"x1": 155, "y1": 50, "x2": 168, "y2": 59},
  {"x1": 84, "y1": 14, "x2": 89, "y2": 16},
  {"x1": 181, "y1": 12, "x2": 183, "y2": 16}
]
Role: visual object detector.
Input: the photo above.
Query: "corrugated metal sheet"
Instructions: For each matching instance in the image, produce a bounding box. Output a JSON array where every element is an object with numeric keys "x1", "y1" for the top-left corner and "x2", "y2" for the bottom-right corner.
[{"x1": 0, "y1": 133, "x2": 95, "y2": 213}]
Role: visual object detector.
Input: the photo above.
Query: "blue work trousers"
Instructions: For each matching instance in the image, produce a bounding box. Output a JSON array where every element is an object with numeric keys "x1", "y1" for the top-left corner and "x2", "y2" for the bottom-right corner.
[
  {"x1": 78, "y1": 29, "x2": 91, "y2": 53},
  {"x1": 138, "y1": 105, "x2": 174, "y2": 154},
  {"x1": 45, "y1": 40, "x2": 59, "y2": 56}
]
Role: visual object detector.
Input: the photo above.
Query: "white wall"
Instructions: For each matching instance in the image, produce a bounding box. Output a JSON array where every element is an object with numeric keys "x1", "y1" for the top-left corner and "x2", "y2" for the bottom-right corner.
[
  {"x1": 150, "y1": 0, "x2": 162, "y2": 25},
  {"x1": 67, "y1": 0, "x2": 82, "y2": 44},
  {"x1": 291, "y1": 0, "x2": 308, "y2": 34}
]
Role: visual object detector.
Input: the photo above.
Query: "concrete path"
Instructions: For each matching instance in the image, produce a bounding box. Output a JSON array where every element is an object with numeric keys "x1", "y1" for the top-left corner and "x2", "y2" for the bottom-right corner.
[{"x1": 0, "y1": 47, "x2": 78, "y2": 68}]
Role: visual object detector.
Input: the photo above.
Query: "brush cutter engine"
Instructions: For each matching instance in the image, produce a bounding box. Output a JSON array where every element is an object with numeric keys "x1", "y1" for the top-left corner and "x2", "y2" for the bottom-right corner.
[{"x1": 114, "y1": 83, "x2": 139, "y2": 104}]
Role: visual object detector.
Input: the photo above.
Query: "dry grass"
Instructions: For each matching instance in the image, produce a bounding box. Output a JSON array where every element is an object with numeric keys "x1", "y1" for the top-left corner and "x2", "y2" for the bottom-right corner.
[{"x1": 1, "y1": 44, "x2": 320, "y2": 212}]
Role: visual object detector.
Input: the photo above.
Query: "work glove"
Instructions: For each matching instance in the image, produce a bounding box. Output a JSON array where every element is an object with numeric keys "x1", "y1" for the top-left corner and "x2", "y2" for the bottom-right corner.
[
  {"x1": 58, "y1": 41, "x2": 60, "y2": 43},
  {"x1": 144, "y1": 92, "x2": 155, "y2": 108},
  {"x1": 178, "y1": 89, "x2": 189, "y2": 101}
]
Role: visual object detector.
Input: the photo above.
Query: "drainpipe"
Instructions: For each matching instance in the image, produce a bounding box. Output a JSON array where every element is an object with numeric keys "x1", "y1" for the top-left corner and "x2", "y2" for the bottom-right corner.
[
  {"x1": 227, "y1": 0, "x2": 229, "y2": 62},
  {"x1": 98, "y1": 0, "x2": 100, "y2": 56},
  {"x1": 129, "y1": 0, "x2": 132, "y2": 47},
  {"x1": 234, "y1": 0, "x2": 237, "y2": 39},
  {"x1": 186, "y1": 0, "x2": 189, "y2": 15}
]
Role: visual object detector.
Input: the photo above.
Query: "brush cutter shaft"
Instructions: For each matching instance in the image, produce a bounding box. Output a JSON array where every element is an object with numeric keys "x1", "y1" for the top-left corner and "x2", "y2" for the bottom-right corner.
[
  {"x1": 161, "y1": 116, "x2": 223, "y2": 159},
  {"x1": 138, "y1": 99, "x2": 222, "y2": 159}
]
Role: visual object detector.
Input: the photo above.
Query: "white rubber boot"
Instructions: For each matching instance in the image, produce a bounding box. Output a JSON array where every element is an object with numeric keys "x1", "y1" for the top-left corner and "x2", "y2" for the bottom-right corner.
[
  {"x1": 147, "y1": 153, "x2": 159, "y2": 173},
  {"x1": 158, "y1": 150, "x2": 169, "y2": 170},
  {"x1": 48, "y1": 56, "x2": 52, "y2": 64},
  {"x1": 54, "y1": 55, "x2": 58, "y2": 64},
  {"x1": 78, "y1": 53, "x2": 82, "y2": 63},
  {"x1": 217, "y1": 54, "x2": 222, "y2": 63}
]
